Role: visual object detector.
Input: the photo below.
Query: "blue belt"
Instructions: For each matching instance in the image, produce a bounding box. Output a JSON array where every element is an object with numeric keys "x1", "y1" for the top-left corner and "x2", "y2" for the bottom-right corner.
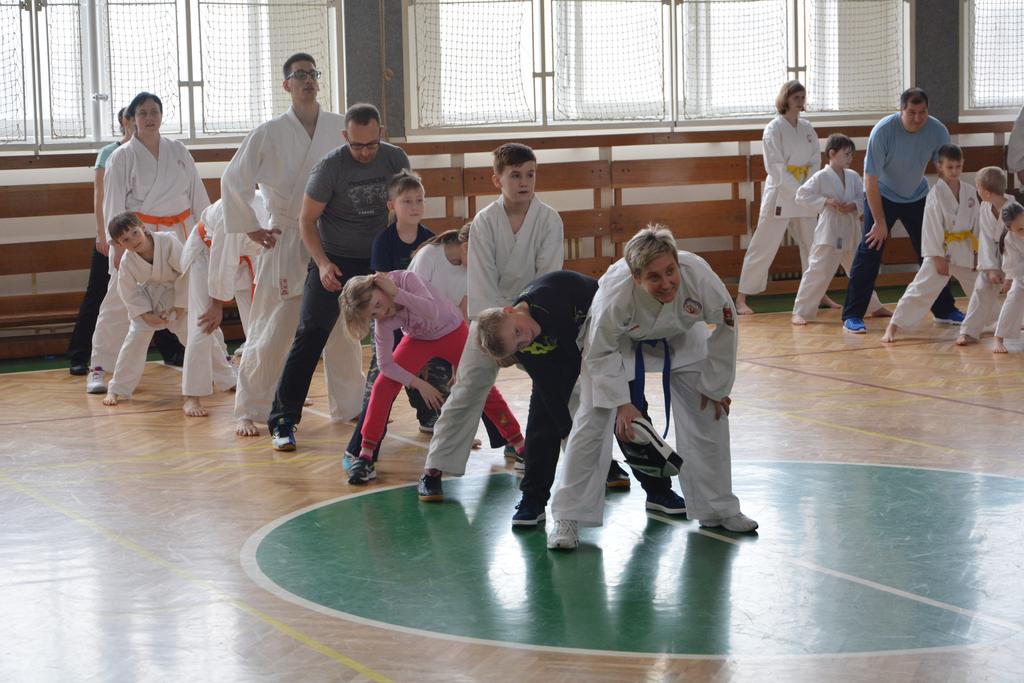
[{"x1": 630, "y1": 339, "x2": 671, "y2": 438}]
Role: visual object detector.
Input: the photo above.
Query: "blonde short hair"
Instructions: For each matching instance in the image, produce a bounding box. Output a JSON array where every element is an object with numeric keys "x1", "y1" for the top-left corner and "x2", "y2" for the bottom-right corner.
[
  {"x1": 775, "y1": 80, "x2": 806, "y2": 115},
  {"x1": 623, "y1": 224, "x2": 678, "y2": 276},
  {"x1": 475, "y1": 307, "x2": 513, "y2": 359},
  {"x1": 339, "y1": 275, "x2": 378, "y2": 340},
  {"x1": 976, "y1": 166, "x2": 1007, "y2": 195}
]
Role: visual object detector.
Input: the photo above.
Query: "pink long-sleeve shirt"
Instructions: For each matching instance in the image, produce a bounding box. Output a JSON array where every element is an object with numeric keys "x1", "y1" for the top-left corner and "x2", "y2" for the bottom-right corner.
[{"x1": 373, "y1": 270, "x2": 464, "y2": 387}]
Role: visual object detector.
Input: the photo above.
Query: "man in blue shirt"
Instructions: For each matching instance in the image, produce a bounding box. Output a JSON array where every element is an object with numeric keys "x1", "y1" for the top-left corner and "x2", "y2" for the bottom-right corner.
[{"x1": 842, "y1": 88, "x2": 960, "y2": 333}]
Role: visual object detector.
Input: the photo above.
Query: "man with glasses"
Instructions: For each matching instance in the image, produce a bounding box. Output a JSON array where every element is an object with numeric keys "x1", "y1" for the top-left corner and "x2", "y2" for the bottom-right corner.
[
  {"x1": 266, "y1": 102, "x2": 411, "y2": 450},
  {"x1": 221, "y1": 53, "x2": 366, "y2": 439}
]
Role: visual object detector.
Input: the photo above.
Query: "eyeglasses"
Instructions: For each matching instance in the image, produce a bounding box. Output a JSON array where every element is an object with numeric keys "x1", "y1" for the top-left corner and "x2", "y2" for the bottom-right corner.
[
  {"x1": 287, "y1": 69, "x2": 322, "y2": 81},
  {"x1": 349, "y1": 139, "x2": 381, "y2": 151}
]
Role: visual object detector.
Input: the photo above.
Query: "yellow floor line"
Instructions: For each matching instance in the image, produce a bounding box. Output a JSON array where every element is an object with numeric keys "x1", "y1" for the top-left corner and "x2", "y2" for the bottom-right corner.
[{"x1": 0, "y1": 472, "x2": 393, "y2": 683}]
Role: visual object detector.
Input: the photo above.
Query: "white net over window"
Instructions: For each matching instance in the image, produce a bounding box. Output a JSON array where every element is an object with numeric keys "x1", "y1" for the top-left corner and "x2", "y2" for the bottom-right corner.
[
  {"x1": 552, "y1": 0, "x2": 668, "y2": 121},
  {"x1": 0, "y1": 0, "x2": 28, "y2": 143},
  {"x1": 198, "y1": 0, "x2": 333, "y2": 134},
  {"x1": 100, "y1": 0, "x2": 182, "y2": 135},
  {"x1": 968, "y1": 0, "x2": 1024, "y2": 109},
  {"x1": 680, "y1": 0, "x2": 788, "y2": 119},
  {"x1": 44, "y1": 0, "x2": 87, "y2": 139},
  {"x1": 805, "y1": 0, "x2": 905, "y2": 113},
  {"x1": 413, "y1": 0, "x2": 535, "y2": 128}
]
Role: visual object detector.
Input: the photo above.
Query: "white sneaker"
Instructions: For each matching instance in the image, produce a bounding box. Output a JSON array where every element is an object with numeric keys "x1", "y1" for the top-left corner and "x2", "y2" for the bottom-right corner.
[
  {"x1": 86, "y1": 367, "x2": 107, "y2": 394},
  {"x1": 700, "y1": 512, "x2": 759, "y2": 533},
  {"x1": 547, "y1": 519, "x2": 579, "y2": 550}
]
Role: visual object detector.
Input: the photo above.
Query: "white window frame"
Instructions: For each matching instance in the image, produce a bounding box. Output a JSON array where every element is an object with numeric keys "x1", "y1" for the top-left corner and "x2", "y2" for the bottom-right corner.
[
  {"x1": 959, "y1": 0, "x2": 1022, "y2": 120},
  {"x1": 1, "y1": 0, "x2": 345, "y2": 152}
]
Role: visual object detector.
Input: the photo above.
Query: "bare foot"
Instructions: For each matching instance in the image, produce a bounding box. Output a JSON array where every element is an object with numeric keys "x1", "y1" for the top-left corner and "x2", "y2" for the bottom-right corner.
[
  {"x1": 183, "y1": 396, "x2": 208, "y2": 417},
  {"x1": 735, "y1": 297, "x2": 755, "y2": 315},
  {"x1": 236, "y1": 418, "x2": 260, "y2": 436},
  {"x1": 955, "y1": 334, "x2": 976, "y2": 346},
  {"x1": 993, "y1": 338, "x2": 1008, "y2": 354},
  {"x1": 102, "y1": 392, "x2": 119, "y2": 406},
  {"x1": 791, "y1": 314, "x2": 807, "y2": 326},
  {"x1": 820, "y1": 296, "x2": 842, "y2": 309},
  {"x1": 471, "y1": 438, "x2": 482, "y2": 450},
  {"x1": 303, "y1": 398, "x2": 314, "y2": 406},
  {"x1": 880, "y1": 324, "x2": 897, "y2": 343},
  {"x1": 869, "y1": 306, "x2": 893, "y2": 318}
]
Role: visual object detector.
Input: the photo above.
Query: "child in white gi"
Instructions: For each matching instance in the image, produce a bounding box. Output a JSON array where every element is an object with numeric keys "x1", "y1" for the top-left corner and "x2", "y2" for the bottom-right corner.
[
  {"x1": 548, "y1": 226, "x2": 758, "y2": 551},
  {"x1": 178, "y1": 197, "x2": 265, "y2": 416},
  {"x1": 102, "y1": 213, "x2": 188, "y2": 406},
  {"x1": 993, "y1": 202, "x2": 1024, "y2": 353},
  {"x1": 957, "y1": 167, "x2": 1013, "y2": 346},
  {"x1": 883, "y1": 144, "x2": 979, "y2": 343},
  {"x1": 417, "y1": 142, "x2": 564, "y2": 502},
  {"x1": 792, "y1": 134, "x2": 884, "y2": 325}
]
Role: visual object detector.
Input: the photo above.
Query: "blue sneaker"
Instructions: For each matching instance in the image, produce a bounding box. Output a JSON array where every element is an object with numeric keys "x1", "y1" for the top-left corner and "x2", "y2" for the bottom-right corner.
[
  {"x1": 934, "y1": 309, "x2": 965, "y2": 325},
  {"x1": 645, "y1": 490, "x2": 687, "y2": 515},
  {"x1": 270, "y1": 419, "x2": 296, "y2": 451},
  {"x1": 512, "y1": 497, "x2": 546, "y2": 527},
  {"x1": 342, "y1": 452, "x2": 356, "y2": 471},
  {"x1": 843, "y1": 317, "x2": 867, "y2": 334}
]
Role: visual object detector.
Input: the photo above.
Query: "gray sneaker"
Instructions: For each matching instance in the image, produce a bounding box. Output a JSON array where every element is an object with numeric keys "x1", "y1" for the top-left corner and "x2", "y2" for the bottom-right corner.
[
  {"x1": 86, "y1": 367, "x2": 107, "y2": 394},
  {"x1": 547, "y1": 519, "x2": 579, "y2": 550}
]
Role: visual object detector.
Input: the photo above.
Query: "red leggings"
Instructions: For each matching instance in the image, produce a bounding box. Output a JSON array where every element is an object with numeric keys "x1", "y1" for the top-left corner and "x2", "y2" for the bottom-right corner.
[{"x1": 361, "y1": 321, "x2": 522, "y2": 449}]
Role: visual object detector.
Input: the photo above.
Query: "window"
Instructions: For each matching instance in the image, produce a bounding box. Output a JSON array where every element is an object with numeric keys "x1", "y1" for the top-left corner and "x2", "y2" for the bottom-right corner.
[
  {"x1": 407, "y1": 0, "x2": 909, "y2": 130},
  {"x1": 966, "y1": 0, "x2": 1024, "y2": 109},
  {"x1": 1, "y1": 0, "x2": 336, "y2": 148}
]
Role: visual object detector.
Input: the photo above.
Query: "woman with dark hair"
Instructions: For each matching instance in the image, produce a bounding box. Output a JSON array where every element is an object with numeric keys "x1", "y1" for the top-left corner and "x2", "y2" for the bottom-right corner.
[{"x1": 84, "y1": 92, "x2": 210, "y2": 395}]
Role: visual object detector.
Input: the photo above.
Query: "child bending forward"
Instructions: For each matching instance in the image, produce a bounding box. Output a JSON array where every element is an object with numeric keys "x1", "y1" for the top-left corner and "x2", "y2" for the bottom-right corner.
[{"x1": 340, "y1": 271, "x2": 523, "y2": 484}]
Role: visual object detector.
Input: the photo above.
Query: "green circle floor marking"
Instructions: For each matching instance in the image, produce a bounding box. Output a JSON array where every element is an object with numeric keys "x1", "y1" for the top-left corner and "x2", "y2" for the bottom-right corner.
[{"x1": 244, "y1": 462, "x2": 1024, "y2": 657}]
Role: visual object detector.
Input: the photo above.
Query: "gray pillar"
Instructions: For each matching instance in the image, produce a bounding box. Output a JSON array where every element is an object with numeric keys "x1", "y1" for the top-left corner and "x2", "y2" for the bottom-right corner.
[
  {"x1": 914, "y1": 0, "x2": 960, "y2": 124},
  {"x1": 343, "y1": 0, "x2": 407, "y2": 137}
]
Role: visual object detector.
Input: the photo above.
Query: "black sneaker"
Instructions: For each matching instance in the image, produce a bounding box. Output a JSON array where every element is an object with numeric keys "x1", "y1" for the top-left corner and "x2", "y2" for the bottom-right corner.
[
  {"x1": 512, "y1": 498, "x2": 546, "y2": 527},
  {"x1": 270, "y1": 419, "x2": 297, "y2": 452},
  {"x1": 606, "y1": 460, "x2": 631, "y2": 490},
  {"x1": 69, "y1": 363, "x2": 88, "y2": 376},
  {"x1": 417, "y1": 473, "x2": 443, "y2": 502},
  {"x1": 347, "y1": 458, "x2": 377, "y2": 485},
  {"x1": 645, "y1": 489, "x2": 687, "y2": 516},
  {"x1": 164, "y1": 350, "x2": 185, "y2": 368}
]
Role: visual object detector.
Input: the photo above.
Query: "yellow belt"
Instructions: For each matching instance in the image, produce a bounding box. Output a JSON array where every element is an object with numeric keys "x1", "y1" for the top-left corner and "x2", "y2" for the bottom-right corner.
[
  {"x1": 786, "y1": 165, "x2": 809, "y2": 183},
  {"x1": 944, "y1": 229, "x2": 978, "y2": 252}
]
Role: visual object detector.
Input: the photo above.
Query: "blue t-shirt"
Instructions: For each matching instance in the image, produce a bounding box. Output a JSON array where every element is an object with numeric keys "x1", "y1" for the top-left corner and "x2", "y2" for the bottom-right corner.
[
  {"x1": 370, "y1": 222, "x2": 434, "y2": 272},
  {"x1": 864, "y1": 113, "x2": 950, "y2": 203}
]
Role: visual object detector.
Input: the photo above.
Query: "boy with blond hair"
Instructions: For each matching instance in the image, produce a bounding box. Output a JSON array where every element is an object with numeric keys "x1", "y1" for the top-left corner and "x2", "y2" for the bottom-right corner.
[
  {"x1": 417, "y1": 143, "x2": 564, "y2": 502},
  {"x1": 957, "y1": 166, "x2": 1013, "y2": 345}
]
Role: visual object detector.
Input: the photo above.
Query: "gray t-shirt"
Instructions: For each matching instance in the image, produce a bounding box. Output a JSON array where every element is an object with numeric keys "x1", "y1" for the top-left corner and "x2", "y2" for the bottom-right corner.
[{"x1": 305, "y1": 142, "x2": 410, "y2": 259}]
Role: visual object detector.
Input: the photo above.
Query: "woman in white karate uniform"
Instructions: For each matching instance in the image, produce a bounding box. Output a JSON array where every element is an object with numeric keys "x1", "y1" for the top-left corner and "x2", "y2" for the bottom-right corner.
[
  {"x1": 736, "y1": 81, "x2": 834, "y2": 315},
  {"x1": 548, "y1": 225, "x2": 758, "y2": 551},
  {"x1": 87, "y1": 91, "x2": 210, "y2": 394}
]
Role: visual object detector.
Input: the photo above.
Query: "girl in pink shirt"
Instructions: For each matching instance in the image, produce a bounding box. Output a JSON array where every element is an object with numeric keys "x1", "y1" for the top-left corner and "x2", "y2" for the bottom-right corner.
[{"x1": 341, "y1": 270, "x2": 523, "y2": 483}]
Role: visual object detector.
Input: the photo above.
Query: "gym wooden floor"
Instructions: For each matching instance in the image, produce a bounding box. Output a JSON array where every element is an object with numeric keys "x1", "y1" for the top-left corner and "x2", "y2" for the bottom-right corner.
[{"x1": 2, "y1": 302, "x2": 1023, "y2": 682}]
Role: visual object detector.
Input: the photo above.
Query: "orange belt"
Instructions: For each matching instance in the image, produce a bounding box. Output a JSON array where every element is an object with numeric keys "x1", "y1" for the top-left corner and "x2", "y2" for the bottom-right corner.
[
  {"x1": 197, "y1": 221, "x2": 257, "y2": 301},
  {"x1": 134, "y1": 208, "x2": 191, "y2": 226}
]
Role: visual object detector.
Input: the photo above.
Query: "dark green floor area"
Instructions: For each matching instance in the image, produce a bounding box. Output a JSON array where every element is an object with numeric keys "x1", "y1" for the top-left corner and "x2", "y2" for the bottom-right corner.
[{"x1": 254, "y1": 463, "x2": 1024, "y2": 656}]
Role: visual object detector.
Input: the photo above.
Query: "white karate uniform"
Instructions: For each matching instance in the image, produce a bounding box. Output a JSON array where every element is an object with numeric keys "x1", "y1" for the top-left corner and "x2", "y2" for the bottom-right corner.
[
  {"x1": 738, "y1": 115, "x2": 820, "y2": 296},
  {"x1": 961, "y1": 196, "x2": 1012, "y2": 339},
  {"x1": 551, "y1": 252, "x2": 741, "y2": 525},
  {"x1": 106, "y1": 232, "x2": 189, "y2": 398},
  {"x1": 1007, "y1": 105, "x2": 1024, "y2": 174},
  {"x1": 423, "y1": 196, "x2": 564, "y2": 474},
  {"x1": 90, "y1": 136, "x2": 210, "y2": 372},
  {"x1": 890, "y1": 180, "x2": 979, "y2": 329},
  {"x1": 179, "y1": 199, "x2": 265, "y2": 398},
  {"x1": 409, "y1": 243, "x2": 467, "y2": 308},
  {"x1": 995, "y1": 231, "x2": 1024, "y2": 341},
  {"x1": 221, "y1": 107, "x2": 364, "y2": 423},
  {"x1": 792, "y1": 167, "x2": 882, "y2": 319}
]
